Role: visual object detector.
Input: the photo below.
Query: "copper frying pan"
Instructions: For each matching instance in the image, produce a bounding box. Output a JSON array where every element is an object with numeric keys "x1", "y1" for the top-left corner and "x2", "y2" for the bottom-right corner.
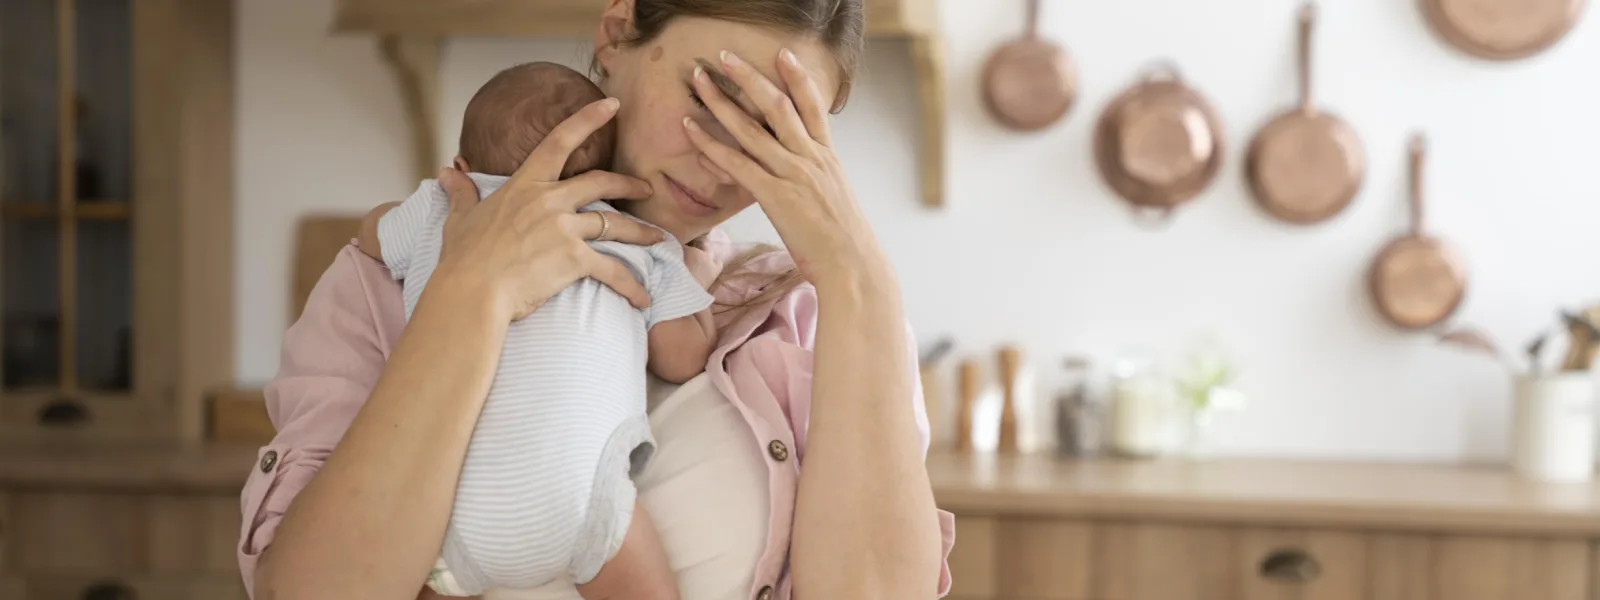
[
  {"x1": 981, "y1": 0, "x2": 1077, "y2": 131},
  {"x1": 1092, "y1": 63, "x2": 1226, "y2": 224},
  {"x1": 1368, "y1": 134, "x2": 1468, "y2": 331},
  {"x1": 1420, "y1": 0, "x2": 1587, "y2": 60},
  {"x1": 1246, "y1": 3, "x2": 1365, "y2": 225}
]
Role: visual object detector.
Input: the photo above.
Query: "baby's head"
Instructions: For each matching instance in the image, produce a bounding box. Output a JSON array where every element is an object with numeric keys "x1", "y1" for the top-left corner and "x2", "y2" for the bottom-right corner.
[{"x1": 456, "y1": 62, "x2": 614, "y2": 178}]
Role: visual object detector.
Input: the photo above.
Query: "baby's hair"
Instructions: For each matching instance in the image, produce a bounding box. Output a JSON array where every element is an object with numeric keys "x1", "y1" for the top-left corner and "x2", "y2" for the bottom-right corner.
[{"x1": 458, "y1": 62, "x2": 614, "y2": 178}]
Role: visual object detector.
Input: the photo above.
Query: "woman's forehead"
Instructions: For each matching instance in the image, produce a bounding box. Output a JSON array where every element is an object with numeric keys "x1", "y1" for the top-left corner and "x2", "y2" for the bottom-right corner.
[{"x1": 654, "y1": 17, "x2": 842, "y2": 103}]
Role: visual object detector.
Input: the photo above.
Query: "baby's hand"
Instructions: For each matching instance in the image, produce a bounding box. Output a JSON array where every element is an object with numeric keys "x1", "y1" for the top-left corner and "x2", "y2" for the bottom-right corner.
[{"x1": 683, "y1": 244, "x2": 722, "y2": 289}]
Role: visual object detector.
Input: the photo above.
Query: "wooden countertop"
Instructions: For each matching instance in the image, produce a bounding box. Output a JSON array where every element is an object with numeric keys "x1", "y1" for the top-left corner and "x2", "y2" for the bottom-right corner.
[
  {"x1": 928, "y1": 451, "x2": 1600, "y2": 537},
  {"x1": 0, "y1": 442, "x2": 257, "y2": 493}
]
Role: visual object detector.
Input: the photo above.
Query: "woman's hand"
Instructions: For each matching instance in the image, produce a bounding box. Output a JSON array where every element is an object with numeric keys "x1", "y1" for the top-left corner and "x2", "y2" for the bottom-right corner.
[
  {"x1": 681, "y1": 49, "x2": 892, "y2": 288},
  {"x1": 432, "y1": 98, "x2": 664, "y2": 322}
]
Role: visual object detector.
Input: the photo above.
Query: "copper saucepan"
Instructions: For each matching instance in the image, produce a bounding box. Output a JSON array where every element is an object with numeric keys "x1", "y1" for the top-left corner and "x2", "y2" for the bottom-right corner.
[
  {"x1": 1420, "y1": 0, "x2": 1587, "y2": 60},
  {"x1": 1093, "y1": 62, "x2": 1226, "y2": 224},
  {"x1": 1368, "y1": 134, "x2": 1468, "y2": 331},
  {"x1": 981, "y1": 0, "x2": 1077, "y2": 131},
  {"x1": 1246, "y1": 3, "x2": 1365, "y2": 225}
]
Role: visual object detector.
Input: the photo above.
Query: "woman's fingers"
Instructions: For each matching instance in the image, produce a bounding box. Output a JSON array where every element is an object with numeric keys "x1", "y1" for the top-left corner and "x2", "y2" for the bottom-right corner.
[
  {"x1": 698, "y1": 154, "x2": 735, "y2": 185},
  {"x1": 690, "y1": 65, "x2": 796, "y2": 178},
  {"x1": 568, "y1": 211, "x2": 665, "y2": 245},
  {"x1": 516, "y1": 98, "x2": 621, "y2": 182},
  {"x1": 683, "y1": 116, "x2": 778, "y2": 193},
  {"x1": 717, "y1": 50, "x2": 814, "y2": 156},
  {"x1": 439, "y1": 167, "x2": 482, "y2": 217},
  {"x1": 777, "y1": 48, "x2": 833, "y2": 147},
  {"x1": 556, "y1": 170, "x2": 654, "y2": 211},
  {"x1": 584, "y1": 252, "x2": 652, "y2": 309}
]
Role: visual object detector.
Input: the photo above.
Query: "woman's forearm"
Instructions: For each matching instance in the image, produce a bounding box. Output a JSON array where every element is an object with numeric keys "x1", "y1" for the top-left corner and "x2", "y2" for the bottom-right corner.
[
  {"x1": 792, "y1": 269, "x2": 943, "y2": 599},
  {"x1": 257, "y1": 278, "x2": 505, "y2": 600}
]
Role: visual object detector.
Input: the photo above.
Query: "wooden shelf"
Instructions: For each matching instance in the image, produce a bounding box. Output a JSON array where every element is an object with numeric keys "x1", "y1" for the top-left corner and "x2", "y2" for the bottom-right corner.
[
  {"x1": 1, "y1": 202, "x2": 131, "y2": 220},
  {"x1": 331, "y1": 0, "x2": 946, "y2": 208}
]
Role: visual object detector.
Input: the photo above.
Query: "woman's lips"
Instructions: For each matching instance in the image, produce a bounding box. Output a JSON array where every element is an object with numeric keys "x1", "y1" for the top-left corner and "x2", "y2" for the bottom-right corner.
[{"x1": 665, "y1": 175, "x2": 718, "y2": 217}]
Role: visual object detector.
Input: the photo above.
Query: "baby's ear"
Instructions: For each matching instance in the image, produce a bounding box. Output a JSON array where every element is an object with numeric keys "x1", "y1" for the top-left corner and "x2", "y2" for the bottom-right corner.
[{"x1": 452, "y1": 156, "x2": 470, "y2": 173}]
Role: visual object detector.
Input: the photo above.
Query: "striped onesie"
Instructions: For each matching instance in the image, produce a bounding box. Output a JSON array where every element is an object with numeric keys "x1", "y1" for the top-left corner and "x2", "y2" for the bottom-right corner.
[{"x1": 377, "y1": 173, "x2": 715, "y2": 596}]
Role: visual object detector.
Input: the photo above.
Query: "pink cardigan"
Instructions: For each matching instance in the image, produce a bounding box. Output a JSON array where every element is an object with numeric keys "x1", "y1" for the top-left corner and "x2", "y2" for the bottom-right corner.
[{"x1": 236, "y1": 230, "x2": 956, "y2": 599}]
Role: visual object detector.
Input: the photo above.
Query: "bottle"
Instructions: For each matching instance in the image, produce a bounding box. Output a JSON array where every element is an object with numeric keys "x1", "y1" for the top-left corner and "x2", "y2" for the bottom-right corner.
[{"x1": 1054, "y1": 356, "x2": 1101, "y2": 458}]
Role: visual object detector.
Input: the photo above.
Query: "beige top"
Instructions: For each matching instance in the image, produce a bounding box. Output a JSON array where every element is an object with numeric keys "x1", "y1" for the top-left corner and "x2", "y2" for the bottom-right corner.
[{"x1": 927, "y1": 451, "x2": 1600, "y2": 537}]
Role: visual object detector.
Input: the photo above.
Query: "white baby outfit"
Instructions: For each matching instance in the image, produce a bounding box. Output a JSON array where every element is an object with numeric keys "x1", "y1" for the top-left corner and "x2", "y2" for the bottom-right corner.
[{"x1": 377, "y1": 173, "x2": 714, "y2": 596}]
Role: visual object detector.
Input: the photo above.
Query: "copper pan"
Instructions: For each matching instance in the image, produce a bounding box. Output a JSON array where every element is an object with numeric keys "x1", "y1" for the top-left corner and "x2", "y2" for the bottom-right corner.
[
  {"x1": 1092, "y1": 62, "x2": 1225, "y2": 225},
  {"x1": 1420, "y1": 0, "x2": 1586, "y2": 60},
  {"x1": 1368, "y1": 134, "x2": 1468, "y2": 331},
  {"x1": 981, "y1": 0, "x2": 1077, "y2": 131},
  {"x1": 1246, "y1": 3, "x2": 1365, "y2": 225}
]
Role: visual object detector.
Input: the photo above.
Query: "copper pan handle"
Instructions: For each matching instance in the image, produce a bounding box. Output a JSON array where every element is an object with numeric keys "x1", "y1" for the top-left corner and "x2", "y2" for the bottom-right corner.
[
  {"x1": 1409, "y1": 133, "x2": 1427, "y2": 235},
  {"x1": 1132, "y1": 205, "x2": 1178, "y2": 229},
  {"x1": 1139, "y1": 60, "x2": 1184, "y2": 83},
  {"x1": 1026, "y1": 0, "x2": 1041, "y2": 38},
  {"x1": 1298, "y1": 2, "x2": 1317, "y2": 112}
]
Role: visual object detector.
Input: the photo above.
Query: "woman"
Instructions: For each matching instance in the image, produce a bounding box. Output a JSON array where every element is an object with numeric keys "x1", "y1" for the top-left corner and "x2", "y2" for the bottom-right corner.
[{"x1": 236, "y1": 1, "x2": 953, "y2": 598}]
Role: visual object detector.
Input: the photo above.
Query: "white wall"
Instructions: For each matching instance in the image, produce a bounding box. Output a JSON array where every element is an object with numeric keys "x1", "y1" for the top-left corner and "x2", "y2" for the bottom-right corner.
[{"x1": 236, "y1": 0, "x2": 1600, "y2": 462}]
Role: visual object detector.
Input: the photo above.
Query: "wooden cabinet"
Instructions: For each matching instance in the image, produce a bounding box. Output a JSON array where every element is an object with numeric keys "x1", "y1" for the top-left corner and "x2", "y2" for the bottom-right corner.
[
  {"x1": 932, "y1": 453, "x2": 1600, "y2": 600},
  {"x1": 947, "y1": 518, "x2": 1593, "y2": 600},
  {"x1": 0, "y1": 0, "x2": 235, "y2": 442},
  {"x1": 0, "y1": 445, "x2": 254, "y2": 600}
]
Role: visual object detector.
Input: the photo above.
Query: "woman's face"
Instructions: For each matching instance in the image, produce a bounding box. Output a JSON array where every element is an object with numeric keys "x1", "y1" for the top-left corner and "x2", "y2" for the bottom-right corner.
[{"x1": 595, "y1": 12, "x2": 842, "y2": 244}]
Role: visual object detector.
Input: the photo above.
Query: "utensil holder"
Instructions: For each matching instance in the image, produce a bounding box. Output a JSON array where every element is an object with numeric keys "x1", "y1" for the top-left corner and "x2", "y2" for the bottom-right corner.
[{"x1": 1511, "y1": 372, "x2": 1597, "y2": 483}]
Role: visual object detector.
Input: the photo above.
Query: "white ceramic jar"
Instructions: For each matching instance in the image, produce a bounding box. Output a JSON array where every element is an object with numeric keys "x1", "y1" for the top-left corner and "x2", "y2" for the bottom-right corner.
[{"x1": 1511, "y1": 372, "x2": 1597, "y2": 483}]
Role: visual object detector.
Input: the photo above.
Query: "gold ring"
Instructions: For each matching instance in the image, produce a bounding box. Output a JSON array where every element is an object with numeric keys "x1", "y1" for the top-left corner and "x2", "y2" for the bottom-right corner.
[{"x1": 596, "y1": 211, "x2": 611, "y2": 242}]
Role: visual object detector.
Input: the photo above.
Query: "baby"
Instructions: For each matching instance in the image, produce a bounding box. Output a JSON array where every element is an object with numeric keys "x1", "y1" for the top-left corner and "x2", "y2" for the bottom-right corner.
[{"x1": 355, "y1": 62, "x2": 719, "y2": 599}]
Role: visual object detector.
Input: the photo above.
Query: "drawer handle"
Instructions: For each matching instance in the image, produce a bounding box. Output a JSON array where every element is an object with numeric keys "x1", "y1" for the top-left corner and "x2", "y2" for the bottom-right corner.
[
  {"x1": 1259, "y1": 548, "x2": 1321, "y2": 583},
  {"x1": 82, "y1": 580, "x2": 137, "y2": 600}
]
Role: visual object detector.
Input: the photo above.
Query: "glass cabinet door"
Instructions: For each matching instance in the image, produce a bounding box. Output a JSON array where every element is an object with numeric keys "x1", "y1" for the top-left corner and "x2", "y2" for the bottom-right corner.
[{"x1": 1, "y1": 0, "x2": 133, "y2": 425}]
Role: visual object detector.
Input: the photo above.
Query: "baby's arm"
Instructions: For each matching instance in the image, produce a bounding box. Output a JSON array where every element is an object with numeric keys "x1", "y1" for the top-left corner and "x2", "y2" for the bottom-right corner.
[
  {"x1": 356, "y1": 201, "x2": 400, "y2": 261},
  {"x1": 645, "y1": 245, "x2": 720, "y2": 384},
  {"x1": 647, "y1": 313, "x2": 716, "y2": 384}
]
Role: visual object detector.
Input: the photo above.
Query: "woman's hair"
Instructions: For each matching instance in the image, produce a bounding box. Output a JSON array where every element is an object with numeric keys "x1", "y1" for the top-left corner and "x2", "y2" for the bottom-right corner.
[
  {"x1": 595, "y1": 0, "x2": 866, "y2": 113},
  {"x1": 599, "y1": 0, "x2": 867, "y2": 311}
]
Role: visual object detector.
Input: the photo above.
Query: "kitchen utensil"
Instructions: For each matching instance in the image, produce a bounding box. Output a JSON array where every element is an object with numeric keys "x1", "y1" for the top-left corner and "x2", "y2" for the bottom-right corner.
[
  {"x1": 957, "y1": 359, "x2": 981, "y2": 453},
  {"x1": 1093, "y1": 62, "x2": 1226, "y2": 225},
  {"x1": 1246, "y1": 3, "x2": 1365, "y2": 225},
  {"x1": 1367, "y1": 134, "x2": 1467, "y2": 331},
  {"x1": 1438, "y1": 327, "x2": 1502, "y2": 358},
  {"x1": 1559, "y1": 311, "x2": 1600, "y2": 371},
  {"x1": 981, "y1": 0, "x2": 1078, "y2": 131},
  {"x1": 1527, "y1": 332, "x2": 1551, "y2": 374},
  {"x1": 997, "y1": 345, "x2": 1022, "y2": 454},
  {"x1": 1420, "y1": 0, "x2": 1586, "y2": 61}
]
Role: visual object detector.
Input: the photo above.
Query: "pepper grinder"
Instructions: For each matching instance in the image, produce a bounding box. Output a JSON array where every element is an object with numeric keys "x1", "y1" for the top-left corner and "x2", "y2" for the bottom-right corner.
[
  {"x1": 956, "y1": 359, "x2": 981, "y2": 453},
  {"x1": 997, "y1": 345, "x2": 1022, "y2": 454}
]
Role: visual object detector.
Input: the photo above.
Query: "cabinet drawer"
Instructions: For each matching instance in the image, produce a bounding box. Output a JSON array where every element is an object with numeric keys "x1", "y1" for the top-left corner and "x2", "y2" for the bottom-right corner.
[
  {"x1": 7, "y1": 491, "x2": 146, "y2": 572},
  {"x1": 17, "y1": 574, "x2": 249, "y2": 600},
  {"x1": 5, "y1": 491, "x2": 241, "y2": 575},
  {"x1": 943, "y1": 516, "x2": 1591, "y2": 600}
]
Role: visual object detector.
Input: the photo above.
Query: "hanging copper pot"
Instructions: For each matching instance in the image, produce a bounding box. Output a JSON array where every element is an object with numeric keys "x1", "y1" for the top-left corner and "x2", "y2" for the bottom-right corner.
[
  {"x1": 1093, "y1": 62, "x2": 1226, "y2": 224},
  {"x1": 1246, "y1": 3, "x2": 1365, "y2": 225},
  {"x1": 1420, "y1": 0, "x2": 1587, "y2": 60},
  {"x1": 980, "y1": 0, "x2": 1078, "y2": 131},
  {"x1": 1368, "y1": 133, "x2": 1468, "y2": 331}
]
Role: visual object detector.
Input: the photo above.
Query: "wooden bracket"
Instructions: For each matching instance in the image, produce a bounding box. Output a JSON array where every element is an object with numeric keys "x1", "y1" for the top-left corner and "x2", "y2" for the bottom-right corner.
[
  {"x1": 909, "y1": 35, "x2": 945, "y2": 208},
  {"x1": 378, "y1": 35, "x2": 442, "y2": 181}
]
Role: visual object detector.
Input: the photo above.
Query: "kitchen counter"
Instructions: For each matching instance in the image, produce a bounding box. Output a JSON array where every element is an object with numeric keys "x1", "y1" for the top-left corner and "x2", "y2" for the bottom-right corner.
[{"x1": 927, "y1": 450, "x2": 1600, "y2": 537}]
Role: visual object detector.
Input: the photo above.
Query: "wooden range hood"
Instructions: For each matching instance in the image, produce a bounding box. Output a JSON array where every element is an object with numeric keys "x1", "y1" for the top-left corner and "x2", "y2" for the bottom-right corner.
[{"x1": 333, "y1": 0, "x2": 947, "y2": 208}]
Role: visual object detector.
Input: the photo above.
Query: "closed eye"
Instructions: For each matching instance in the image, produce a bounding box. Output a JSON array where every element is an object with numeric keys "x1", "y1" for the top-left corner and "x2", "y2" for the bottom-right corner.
[{"x1": 689, "y1": 87, "x2": 774, "y2": 136}]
